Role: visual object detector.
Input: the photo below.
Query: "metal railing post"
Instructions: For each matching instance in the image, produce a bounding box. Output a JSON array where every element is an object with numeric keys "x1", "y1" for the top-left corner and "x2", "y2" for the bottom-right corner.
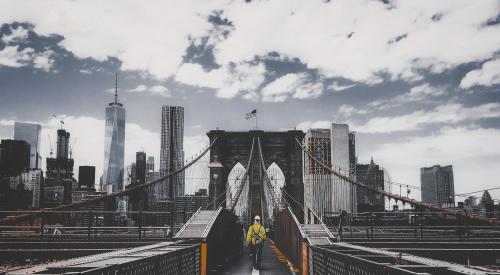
[
  {"x1": 350, "y1": 216, "x2": 353, "y2": 237},
  {"x1": 339, "y1": 215, "x2": 343, "y2": 241},
  {"x1": 369, "y1": 210, "x2": 373, "y2": 241},
  {"x1": 466, "y1": 212, "x2": 470, "y2": 240},
  {"x1": 87, "y1": 210, "x2": 92, "y2": 241},
  {"x1": 420, "y1": 209, "x2": 424, "y2": 240},
  {"x1": 138, "y1": 208, "x2": 143, "y2": 240},
  {"x1": 301, "y1": 241, "x2": 308, "y2": 275},
  {"x1": 200, "y1": 242, "x2": 207, "y2": 275},
  {"x1": 39, "y1": 211, "x2": 45, "y2": 239}
]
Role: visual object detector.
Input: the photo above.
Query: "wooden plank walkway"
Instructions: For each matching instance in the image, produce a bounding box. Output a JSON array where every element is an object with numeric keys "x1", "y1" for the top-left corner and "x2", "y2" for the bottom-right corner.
[{"x1": 219, "y1": 242, "x2": 292, "y2": 275}]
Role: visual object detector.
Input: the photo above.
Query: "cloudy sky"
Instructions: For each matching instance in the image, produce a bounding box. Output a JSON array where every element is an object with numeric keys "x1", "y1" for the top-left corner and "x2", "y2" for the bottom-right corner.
[{"x1": 0, "y1": 0, "x2": 499, "y2": 200}]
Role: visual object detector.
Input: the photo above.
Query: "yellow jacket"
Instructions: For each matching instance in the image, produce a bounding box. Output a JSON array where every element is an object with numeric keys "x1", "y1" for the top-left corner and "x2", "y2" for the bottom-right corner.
[{"x1": 246, "y1": 223, "x2": 266, "y2": 245}]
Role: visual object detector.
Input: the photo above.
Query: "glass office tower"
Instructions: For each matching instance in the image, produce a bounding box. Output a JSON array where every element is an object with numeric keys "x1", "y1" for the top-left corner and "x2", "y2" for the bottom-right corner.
[
  {"x1": 14, "y1": 122, "x2": 42, "y2": 169},
  {"x1": 102, "y1": 79, "x2": 125, "y2": 194}
]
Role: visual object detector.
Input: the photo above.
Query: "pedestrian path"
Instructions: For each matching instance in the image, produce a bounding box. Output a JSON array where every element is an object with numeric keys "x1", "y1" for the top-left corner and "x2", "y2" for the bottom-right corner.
[{"x1": 219, "y1": 242, "x2": 292, "y2": 275}]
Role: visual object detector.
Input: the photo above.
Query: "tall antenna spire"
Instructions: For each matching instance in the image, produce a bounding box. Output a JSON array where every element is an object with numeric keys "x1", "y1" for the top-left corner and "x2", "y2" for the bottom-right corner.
[{"x1": 114, "y1": 72, "x2": 118, "y2": 104}]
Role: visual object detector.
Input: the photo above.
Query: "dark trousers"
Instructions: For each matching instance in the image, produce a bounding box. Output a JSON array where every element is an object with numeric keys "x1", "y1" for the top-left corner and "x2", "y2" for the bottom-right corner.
[{"x1": 250, "y1": 243, "x2": 263, "y2": 268}]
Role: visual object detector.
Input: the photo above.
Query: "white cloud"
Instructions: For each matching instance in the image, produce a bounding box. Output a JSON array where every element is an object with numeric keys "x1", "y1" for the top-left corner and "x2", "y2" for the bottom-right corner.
[
  {"x1": 127, "y1": 84, "x2": 171, "y2": 97},
  {"x1": 327, "y1": 82, "x2": 356, "y2": 93},
  {"x1": 402, "y1": 83, "x2": 447, "y2": 102},
  {"x1": 367, "y1": 127, "x2": 500, "y2": 200},
  {"x1": 296, "y1": 120, "x2": 331, "y2": 131},
  {"x1": 353, "y1": 103, "x2": 500, "y2": 133},
  {"x1": 0, "y1": 45, "x2": 56, "y2": 71},
  {"x1": 175, "y1": 62, "x2": 266, "y2": 99},
  {"x1": 1, "y1": 1, "x2": 498, "y2": 86},
  {"x1": 0, "y1": 0, "x2": 226, "y2": 79},
  {"x1": 261, "y1": 73, "x2": 323, "y2": 102},
  {"x1": 0, "y1": 46, "x2": 34, "y2": 67},
  {"x1": 149, "y1": 85, "x2": 170, "y2": 97},
  {"x1": 129, "y1": 84, "x2": 148, "y2": 93},
  {"x1": 369, "y1": 83, "x2": 447, "y2": 110},
  {"x1": 214, "y1": 0, "x2": 500, "y2": 84},
  {"x1": 79, "y1": 69, "x2": 92, "y2": 74},
  {"x1": 338, "y1": 104, "x2": 368, "y2": 117},
  {"x1": 0, "y1": 119, "x2": 15, "y2": 126},
  {"x1": 33, "y1": 49, "x2": 55, "y2": 72},
  {"x1": 1, "y1": 25, "x2": 29, "y2": 44},
  {"x1": 460, "y1": 58, "x2": 500, "y2": 89}
]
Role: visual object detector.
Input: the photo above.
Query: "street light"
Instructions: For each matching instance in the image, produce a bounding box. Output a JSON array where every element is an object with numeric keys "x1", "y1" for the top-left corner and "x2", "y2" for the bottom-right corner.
[{"x1": 209, "y1": 156, "x2": 223, "y2": 210}]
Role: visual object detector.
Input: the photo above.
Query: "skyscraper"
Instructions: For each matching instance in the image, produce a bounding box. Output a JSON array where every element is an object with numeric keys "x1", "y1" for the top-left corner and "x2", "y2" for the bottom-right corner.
[
  {"x1": 21, "y1": 169, "x2": 43, "y2": 208},
  {"x1": 136, "y1": 152, "x2": 146, "y2": 185},
  {"x1": 330, "y1": 123, "x2": 350, "y2": 172},
  {"x1": 14, "y1": 122, "x2": 42, "y2": 169},
  {"x1": 303, "y1": 125, "x2": 357, "y2": 218},
  {"x1": 420, "y1": 165, "x2": 454, "y2": 207},
  {"x1": 160, "y1": 105, "x2": 184, "y2": 199},
  {"x1": 146, "y1": 156, "x2": 154, "y2": 172},
  {"x1": 304, "y1": 129, "x2": 331, "y2": 175},
  {"x1": 0, "y1": 139, "x2": 30, "y2": 177},
  {"x1": 78, "y1": 166, "x2": 96, "y2": 190},
  {"x1": 356, "y1": 158, "x2": 385, "y2": 212},
  {"x1": 102, "y1": 75, "x2": 125, "y2": 194},
  {"x1": 303, "y1": 129, "x2": 333, "y2": 219},
  {"x1": 56, "y1": 129, "x2": 70, "y2": 159},
  {"x1": 330, "y1": 123, "x2": 356, "y2": 213},
  {"x1": 45, "y1": 128, "x2": 75, "y2": 206}
]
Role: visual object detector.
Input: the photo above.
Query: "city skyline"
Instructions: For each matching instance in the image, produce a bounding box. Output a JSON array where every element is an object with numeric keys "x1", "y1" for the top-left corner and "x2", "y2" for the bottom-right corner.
[{"x1": 0, "y1": 1, "x2": 499, "y2": 201}]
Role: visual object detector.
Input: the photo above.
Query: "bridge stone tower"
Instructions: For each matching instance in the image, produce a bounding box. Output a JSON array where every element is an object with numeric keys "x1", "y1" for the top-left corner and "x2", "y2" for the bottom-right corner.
[{"x1": 207, "y1": 130, "x2": 305, "y2": 224}]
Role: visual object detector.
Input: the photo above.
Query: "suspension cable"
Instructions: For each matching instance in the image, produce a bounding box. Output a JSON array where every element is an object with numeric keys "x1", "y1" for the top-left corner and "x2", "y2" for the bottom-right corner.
[
  {"x1": 257, "y1": 137, "x2": 284, "y2": 210},
  {"x1": 296, "y1": 137, "x2": 500, "y2": 225},
  {"x1": 205, "y1": 188, "x2": 228, "y2": 210},
  {"x1": 1, "y1": 137, "x2": 218, "y2": 224},
  {"x1": 228, "y1": 137, "x2": 255, "y2": 210}
]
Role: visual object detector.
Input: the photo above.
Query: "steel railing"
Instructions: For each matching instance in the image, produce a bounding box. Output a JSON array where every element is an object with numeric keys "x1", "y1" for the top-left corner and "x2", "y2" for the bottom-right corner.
[{"x1": 274, "y1": 206, "x2": 307, "y2": 271}]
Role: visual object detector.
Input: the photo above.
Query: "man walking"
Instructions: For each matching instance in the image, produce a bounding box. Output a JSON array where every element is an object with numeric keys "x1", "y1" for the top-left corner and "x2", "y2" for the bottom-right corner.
[{"x1": 246, "y1": 215, "x2": 267, "y2": 270}]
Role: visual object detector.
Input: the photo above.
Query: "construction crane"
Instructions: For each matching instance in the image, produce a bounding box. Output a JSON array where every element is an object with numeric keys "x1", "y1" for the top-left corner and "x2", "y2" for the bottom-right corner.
[
  {"x1": 52, "y1": 114, "x2": 64, "y2": 129},
  {"x1": 69, "y1": 137, "x2": 77, "y2": 159}
]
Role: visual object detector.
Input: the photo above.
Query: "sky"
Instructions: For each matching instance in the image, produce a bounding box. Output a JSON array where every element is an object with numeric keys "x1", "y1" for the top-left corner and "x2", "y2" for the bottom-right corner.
[{"x1": 0, "y1": 0, "x2": 499, "y2": 200}]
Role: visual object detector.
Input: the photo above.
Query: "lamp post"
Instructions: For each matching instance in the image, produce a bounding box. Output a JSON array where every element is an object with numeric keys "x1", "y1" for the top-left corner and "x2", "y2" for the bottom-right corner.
[{"x1": 209, "y1": 156, "x2": 223, "y2": 210}]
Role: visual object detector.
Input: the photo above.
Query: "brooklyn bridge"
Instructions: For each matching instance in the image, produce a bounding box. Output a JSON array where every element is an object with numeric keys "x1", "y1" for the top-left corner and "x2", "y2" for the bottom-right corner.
[{"x1": 1, "y1": 130, "x2": 499, "y2": 274}]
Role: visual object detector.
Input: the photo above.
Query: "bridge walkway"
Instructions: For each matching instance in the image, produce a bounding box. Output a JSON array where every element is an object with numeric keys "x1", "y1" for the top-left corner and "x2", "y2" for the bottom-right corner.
[{"x1": 219, "y1": 242, "x2": 291, "y2": 275}]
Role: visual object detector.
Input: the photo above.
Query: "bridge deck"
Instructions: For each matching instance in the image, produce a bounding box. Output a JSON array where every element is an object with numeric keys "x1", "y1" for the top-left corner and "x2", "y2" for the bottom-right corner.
[
  {"x1": 219, "y1": 242, "x2": 291, "y2": 275},
  {"x1": 175, "y1": 209, "x2": 219, "y2": 239},
  {"x1": 6, "y1": 241, "x2": 200, "y2": 275},
  {"x1": 302, "y1": 223, "x2": 334, "y2": 245}
]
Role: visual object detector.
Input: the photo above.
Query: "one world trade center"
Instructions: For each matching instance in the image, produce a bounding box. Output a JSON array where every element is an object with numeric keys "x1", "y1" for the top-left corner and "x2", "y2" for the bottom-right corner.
[{"x1": 102, "y1": 75, "x2": 125, "y2": 195}]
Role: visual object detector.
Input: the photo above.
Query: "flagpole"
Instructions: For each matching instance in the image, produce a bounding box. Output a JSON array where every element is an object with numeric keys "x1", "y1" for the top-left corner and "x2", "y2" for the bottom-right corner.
[{"x1": 255, "y1": 110, "x2": 258, "y2": 130}]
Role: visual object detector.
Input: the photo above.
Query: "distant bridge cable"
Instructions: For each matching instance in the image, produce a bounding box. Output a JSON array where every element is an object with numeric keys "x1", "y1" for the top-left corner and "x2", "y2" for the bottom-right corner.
[
  {"x1": 1, "y1": 137, "x2": 218, "y2": 224},
  {"x1": 295, "y1": 137, "x2": 500, "y2": 225}
]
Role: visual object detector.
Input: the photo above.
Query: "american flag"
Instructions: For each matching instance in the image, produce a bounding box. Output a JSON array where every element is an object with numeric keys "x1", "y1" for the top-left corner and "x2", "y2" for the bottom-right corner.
[{"x1": 245, "y1": 109, "x2": 257, "y2": 119}]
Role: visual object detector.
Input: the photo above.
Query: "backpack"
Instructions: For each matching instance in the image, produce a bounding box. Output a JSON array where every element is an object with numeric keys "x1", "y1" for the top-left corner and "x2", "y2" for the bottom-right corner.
[{"x1": 252, "y1": 224, "x2": 263, "y2": 245}]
